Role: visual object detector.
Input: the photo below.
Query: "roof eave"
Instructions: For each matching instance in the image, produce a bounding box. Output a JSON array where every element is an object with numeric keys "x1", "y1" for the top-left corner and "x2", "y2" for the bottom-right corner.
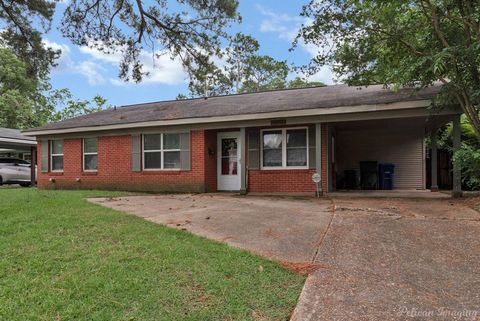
[
  {"x1": 24, "y1": 100, "x2": 432, "y2": 137},
  {"x1": 0, "y1": 137, "x2": 37, "y2": 146}
]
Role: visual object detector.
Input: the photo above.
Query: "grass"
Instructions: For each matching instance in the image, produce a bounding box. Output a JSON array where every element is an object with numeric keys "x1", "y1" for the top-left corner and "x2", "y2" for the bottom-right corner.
[{"x1": 0, "y1": 189, "x2": 305, "y2": 321}]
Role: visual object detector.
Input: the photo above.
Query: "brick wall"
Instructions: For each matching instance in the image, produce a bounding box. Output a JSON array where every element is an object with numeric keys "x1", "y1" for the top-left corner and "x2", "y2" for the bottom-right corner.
[
  {"x1": 37, "y1": 130, "x2": 208, "y2": 192},
  {"x1": 248, "y1": 169, "x2": 317, "y2": 193},
  {"x1": 37, "y1": 124, "x2": 330, "y2": 194}
]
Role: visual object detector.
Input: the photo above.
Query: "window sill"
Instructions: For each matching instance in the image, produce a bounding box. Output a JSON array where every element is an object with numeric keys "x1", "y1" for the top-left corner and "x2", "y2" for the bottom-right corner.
[
  {"x1": 141, "y1": 169, "x2": 185, "y2": 175},
  {"x1": 48, "y1": 171, "x2": 64, "y2": 176},
  {"x1": 260, "y1": 167, "x2": 309, "y2": 170}
]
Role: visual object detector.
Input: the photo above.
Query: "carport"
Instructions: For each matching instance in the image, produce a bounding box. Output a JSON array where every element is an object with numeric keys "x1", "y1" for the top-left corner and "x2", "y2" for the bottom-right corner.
[
  {"x1": 326, "y1": 114, "x2": 462, "y2": 196},
  {"x1": 0, "y1": 128, "x2": 37, "y2": 186}
]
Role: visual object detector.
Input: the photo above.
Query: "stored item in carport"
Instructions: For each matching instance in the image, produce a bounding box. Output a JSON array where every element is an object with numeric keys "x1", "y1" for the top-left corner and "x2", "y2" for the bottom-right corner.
[
  {"x1": 360, "y1": 161, "x2": 378, "y2": 190},
  {"x1": 378, "y1": 163, "x2": 395, "y2": 190}
]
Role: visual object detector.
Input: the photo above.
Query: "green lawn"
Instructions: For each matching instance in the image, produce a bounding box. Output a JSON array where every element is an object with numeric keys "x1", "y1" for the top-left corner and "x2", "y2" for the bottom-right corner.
[{"x1": 0, "y1": 189, "x2": 305, "y2": 321}]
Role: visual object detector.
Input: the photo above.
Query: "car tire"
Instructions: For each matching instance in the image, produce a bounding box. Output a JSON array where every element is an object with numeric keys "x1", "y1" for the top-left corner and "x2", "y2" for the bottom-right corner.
[
  {"x1": 20, "y1": 183, "x2": 31, "y2": 187},
  {"x1": 0, "y1": 176, "x2": 3, "y2": 186}
]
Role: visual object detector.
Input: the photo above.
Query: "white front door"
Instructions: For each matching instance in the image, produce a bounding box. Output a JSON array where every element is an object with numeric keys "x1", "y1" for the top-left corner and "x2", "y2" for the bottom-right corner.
[{"x1": 217, "y1": 131, "x2": 241, "y2": 191}]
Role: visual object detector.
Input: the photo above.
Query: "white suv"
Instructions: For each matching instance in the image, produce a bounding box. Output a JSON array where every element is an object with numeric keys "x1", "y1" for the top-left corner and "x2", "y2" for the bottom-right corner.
[{"x1": 0, "y1": 158, "x2": 32, "y2": 187}]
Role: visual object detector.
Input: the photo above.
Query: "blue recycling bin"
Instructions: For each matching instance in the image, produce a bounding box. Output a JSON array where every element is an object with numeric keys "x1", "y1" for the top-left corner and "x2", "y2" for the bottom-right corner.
[{"x1": 378, "y1": 163, "x2": 395, "y2": 190}]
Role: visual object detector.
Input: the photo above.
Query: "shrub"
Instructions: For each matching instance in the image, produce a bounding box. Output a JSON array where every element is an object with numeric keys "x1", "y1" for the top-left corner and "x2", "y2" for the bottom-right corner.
[{"x1": 454, "y1": 145, "x2": 480, "y2": 190}]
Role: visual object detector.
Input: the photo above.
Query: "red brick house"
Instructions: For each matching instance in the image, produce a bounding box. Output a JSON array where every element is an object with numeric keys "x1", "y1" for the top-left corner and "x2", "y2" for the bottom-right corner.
[{"x1": 24, "y1": 85, "x2": 463, "y2": 195}]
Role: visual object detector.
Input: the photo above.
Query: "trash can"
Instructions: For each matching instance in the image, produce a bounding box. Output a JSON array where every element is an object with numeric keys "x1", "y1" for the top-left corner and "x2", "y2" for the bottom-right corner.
[
  {"x1": 344, "y1": 170, "x2": 358, "y2": 190},
  {"x1": 378, "y1": 163, "x2": 395, "y2": 190},
  {"x1": 360, "y1": 161, "x2": 378, "y2": 190}
]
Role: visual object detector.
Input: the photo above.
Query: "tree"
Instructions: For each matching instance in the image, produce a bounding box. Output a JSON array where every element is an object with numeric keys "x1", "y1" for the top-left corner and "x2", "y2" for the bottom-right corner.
[
  {"x1": 0, "y1": 48, "x2": 37, "y2": 129},
  {"x1": 176, "y1": 94, "x2": 188, "y2": 100},
  {"x1": 434, "y1": 115, "x2": 480, "y2": 189},
  {"x1": 296, "y1": 0, "x2": 480, "y2": 138},
  {"x1": 0, "y1": 47, "x2": 109, "y2": 129},
  {"x1": 60, "y1": 0, "x2": 239, "y2": 82},
  {"x1": 184, "y1": 33, "x2": 258, "y2": 97},
  {"x1": 185, "y1": 53, "x2": 289, "y2": 97},
  {"x1": 187, "y1": 61, "x2": 233, "y2": 97},
  {"x1": 288, "y1": 77, "x2": 325, "y2": 89},
  {"x1": 51, "y1": 90, "x2": 112, "y2": 122},
  {"x1": 240, "y1": 56, "x2": 289, "y2": 93},
  {"x1": 0, "y1": 0, "x2": 59, "y2": 81},
  {"x1": 1, "y1": 0, "x2": 239, "y2": 83},
  {"x1": 225, "y1": 33, "x2": 260, "y2": 92}
]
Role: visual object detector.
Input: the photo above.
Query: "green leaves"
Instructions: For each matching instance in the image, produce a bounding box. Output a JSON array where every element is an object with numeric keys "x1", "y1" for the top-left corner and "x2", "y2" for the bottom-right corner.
[
  {"x1": 0, "y1": 48, "x2": 36, "y2": 129},
  {"x1": 185, "y1": 33, "x2": 293, "y2": 97},
  {"x1": 60, "y1": 0, "x2": 240, "y2": 83},
  {"x1": 50, "y1": 90, "x2": 111, "y2": 122},
  {"x1": 0, "y1": 0, "x2": 59, "y2": 81},
  {"x1": 454, "y1": 145, "x2": 480, "y2": 189},
  {"x1": 0, "y1": 47, "x2": 109, "y2": 129},
  {"x1": 432, "y1": 49, "x2": 453, "y2": 75},
  {"x1": 0, "y1": 48, "x2": 35, "y2": 94},
  {"x1": 296, "y1": 0, "x2": 480, "y2": 137},
  {"x1": 240, "y1": 55, "x2": 289, "y2": 93}
]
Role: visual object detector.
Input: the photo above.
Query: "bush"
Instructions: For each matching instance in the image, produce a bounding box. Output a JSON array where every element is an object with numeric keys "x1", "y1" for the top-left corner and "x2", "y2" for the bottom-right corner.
[{"x1": 454, "y1": 145, "x2": 480, "y2": 190}]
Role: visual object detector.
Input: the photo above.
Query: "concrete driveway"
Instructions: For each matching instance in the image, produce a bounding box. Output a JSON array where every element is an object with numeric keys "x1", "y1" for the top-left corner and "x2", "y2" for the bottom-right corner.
[
  {"x1": 90, "y1": 194, "x2": 480, "y2": 321},
  {"x1": 89, "y1": 194, "x2": 333, "y2": 262},
  {"x1": 292, "y1": 196, "x2": 480, "y2": 321}
]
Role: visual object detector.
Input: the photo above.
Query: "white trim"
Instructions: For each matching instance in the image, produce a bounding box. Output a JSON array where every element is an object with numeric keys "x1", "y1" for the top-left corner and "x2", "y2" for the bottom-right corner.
[
  {"x1": 24, "y1": 100, "x2": 432, "y2": 136},
  {"x1": 260, "y1": 127, "x2": 309, "y2": 170},
  {"x1": 142, "y1": 133, "x2": 181, "y2": 171},
  {"x1": 217, "y1": 131, "x2": 241, "y2": 191},
  {"x1": 82, "y1": 138, "x2": 98, "y2": 172},
  {"x1": 50, "y1": 139, "x2": 64, "y2": 172},
  {"x1": 0, "y1": 137, "x2": 37, "y2": 145}
]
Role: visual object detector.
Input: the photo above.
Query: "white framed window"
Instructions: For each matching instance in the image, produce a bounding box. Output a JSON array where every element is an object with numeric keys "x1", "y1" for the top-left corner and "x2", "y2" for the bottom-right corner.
[
  {"x1": 83, "y1": 138, "x2": 98, "y2": 171},
  {"x1": 143, "y1": 133, "x2": 181, "y2": 170},
  {"x1": 50, "y1": 139, "x2": 64, "y2": 172},
  {"x1": 261, "y1": 127, "x2": 308, "y2": 169}
]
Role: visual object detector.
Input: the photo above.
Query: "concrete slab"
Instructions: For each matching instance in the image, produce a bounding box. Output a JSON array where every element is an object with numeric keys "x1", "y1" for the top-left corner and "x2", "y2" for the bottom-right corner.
[
  {"x1": 292, "y1": 197, "x2": 480, "y2": 321},
  {"x1": 89, "y1": 193, "x2": 480, "y2": 320},
  {"x1": 329, "y1": 190, "x2": 451, "y2": 199},
  {"x1": 88, "y1": 194, "x2": 333, "y2": 262}
]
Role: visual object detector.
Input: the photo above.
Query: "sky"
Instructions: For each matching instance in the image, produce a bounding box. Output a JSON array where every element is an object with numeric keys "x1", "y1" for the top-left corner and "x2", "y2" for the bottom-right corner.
[{"x1": 44, "y1": 0, "x2": 334, "y2": 107}]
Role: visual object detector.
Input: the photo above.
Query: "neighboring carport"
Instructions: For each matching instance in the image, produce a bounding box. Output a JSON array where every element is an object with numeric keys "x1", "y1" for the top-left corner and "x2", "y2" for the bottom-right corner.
[{"x1": 0, "y1": 128, "x2": 37, "y2": 186}]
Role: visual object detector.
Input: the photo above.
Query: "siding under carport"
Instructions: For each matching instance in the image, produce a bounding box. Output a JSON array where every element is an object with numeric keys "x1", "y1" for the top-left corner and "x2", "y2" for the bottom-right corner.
[{"x1": 334, "y1": 118, "x2": 425, "y2": 190}]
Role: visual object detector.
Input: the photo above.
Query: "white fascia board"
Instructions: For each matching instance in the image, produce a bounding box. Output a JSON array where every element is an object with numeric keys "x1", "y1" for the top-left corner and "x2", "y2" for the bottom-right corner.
[
  {"x1": 0, "y1": 137, "x2": 37, "y2": 146},
  {"x1": 24, "y1": 100, "x2": 431, "y2": 136}
]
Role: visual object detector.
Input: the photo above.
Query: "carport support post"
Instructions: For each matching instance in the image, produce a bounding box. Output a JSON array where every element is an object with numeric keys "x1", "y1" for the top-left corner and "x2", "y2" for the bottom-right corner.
[
  {"x1": 452, "y1": 114, "x2": 462, "y2": 198},
  {"x1": 240, "y1": 127, "x2": 247, "y2": 195},
  {"x1": 430, "y1": 129, "x2": 438, "y2": 192},
  {"x1": 315, "y1": 123, "x2": 322, "y2": 194},
  {"x1": 30, "y1": 146, "x2": 36, "y2": 187}
]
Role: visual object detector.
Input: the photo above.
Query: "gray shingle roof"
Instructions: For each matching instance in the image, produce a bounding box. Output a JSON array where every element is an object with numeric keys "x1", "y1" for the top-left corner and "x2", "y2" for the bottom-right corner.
[
  {"x1": 0, "y1": 128, "x2": 36, "y2": 141},
  {"x1": 25, "y1": 84, "x2": 441, "y2": 133}
]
